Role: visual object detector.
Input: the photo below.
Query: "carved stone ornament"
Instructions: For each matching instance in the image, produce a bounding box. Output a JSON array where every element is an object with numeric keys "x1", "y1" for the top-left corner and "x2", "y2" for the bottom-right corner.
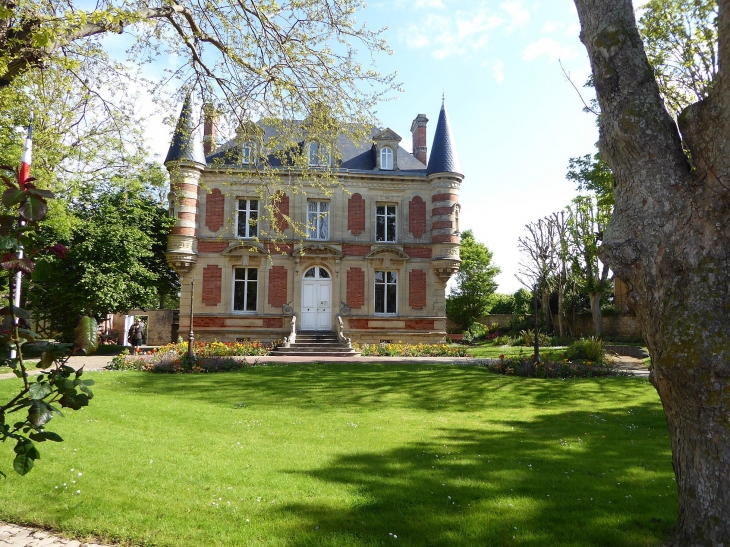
[
  {"x1": 294, "y1": 244, "x2": 344, "y2": 259},
  {"x1": 365, "y1": 246, "x2": 411, "y2": 261},
  {"x1": 432, "y1": 259, "x2": 460, "y2": 282},
  {"x1": 222, "y1": 242, "x2": 266, "y2": 257},
  {"x1": 165, "y1": 252, "x2": 197, "y2": 275}
]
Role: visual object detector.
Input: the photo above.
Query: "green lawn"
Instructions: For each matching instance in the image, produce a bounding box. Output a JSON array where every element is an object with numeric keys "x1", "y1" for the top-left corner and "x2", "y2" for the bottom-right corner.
[
  {"x1": 466, "y1": 343, "x2": 567, "y2": 360},
  {"x1": 0, "y1": 365, "x2": 676, "y2": 547}
]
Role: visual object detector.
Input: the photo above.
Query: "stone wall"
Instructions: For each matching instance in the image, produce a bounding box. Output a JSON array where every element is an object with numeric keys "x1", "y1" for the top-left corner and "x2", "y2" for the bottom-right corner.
[{"x1": 112, "y1": 310, "x2": 176, "y2": 346}]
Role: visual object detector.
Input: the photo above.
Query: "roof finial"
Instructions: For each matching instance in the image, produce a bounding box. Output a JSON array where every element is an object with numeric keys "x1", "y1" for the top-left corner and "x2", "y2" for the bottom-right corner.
[{"x1": 442, "y1": 91, "x2": 445, "y2": 106}]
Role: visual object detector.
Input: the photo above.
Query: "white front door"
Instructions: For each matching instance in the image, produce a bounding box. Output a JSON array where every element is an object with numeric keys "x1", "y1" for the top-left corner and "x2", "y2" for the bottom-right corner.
[{"x1": 300, "y1": 267, "x2": 332, "y2": 331}]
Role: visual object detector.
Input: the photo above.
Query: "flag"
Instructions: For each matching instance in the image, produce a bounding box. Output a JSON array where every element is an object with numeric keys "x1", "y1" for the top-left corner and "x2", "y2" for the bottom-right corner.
[{"x1": 18, "y1": 112, "x2": 33, "y2": 188}]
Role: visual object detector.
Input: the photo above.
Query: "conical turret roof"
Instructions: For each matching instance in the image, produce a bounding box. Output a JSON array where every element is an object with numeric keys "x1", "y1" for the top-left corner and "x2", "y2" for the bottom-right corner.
[
  {"x1": 164, "y1": 94, "x2": 206, "y2": 166},
  {"x1": 427, "y1": 100, "x2": 461, "y2": 175}
]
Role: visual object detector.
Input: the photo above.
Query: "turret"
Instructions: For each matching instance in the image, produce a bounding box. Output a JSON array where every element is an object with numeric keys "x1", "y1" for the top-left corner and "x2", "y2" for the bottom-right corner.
[
  {"x1": 427, "y1": 99, "x2": 463, "y2": 285},
  {"x1": 164, "y1": 94, "x2": 206, "y2": 275}
]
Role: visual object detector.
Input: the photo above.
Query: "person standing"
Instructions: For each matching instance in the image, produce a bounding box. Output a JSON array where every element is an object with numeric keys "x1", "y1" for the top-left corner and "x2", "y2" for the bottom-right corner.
[{"x1": 128, "y1": 319, "x2": 144, "y2": 354}]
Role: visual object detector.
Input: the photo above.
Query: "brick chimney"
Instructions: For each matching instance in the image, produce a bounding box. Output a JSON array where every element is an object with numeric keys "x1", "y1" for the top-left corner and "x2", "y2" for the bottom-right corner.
[
  {"x1": 202, "y1": 104, "x2": 217, "y2": 156},
  {"x1": 410, "y1": 114, "x2": 428, "y2": 165}
]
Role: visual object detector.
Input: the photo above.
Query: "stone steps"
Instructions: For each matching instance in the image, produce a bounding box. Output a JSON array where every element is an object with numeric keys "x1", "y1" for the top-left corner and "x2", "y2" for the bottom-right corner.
[{"x1": 271, "y1": 331, "x2": 360, "y2": 357}]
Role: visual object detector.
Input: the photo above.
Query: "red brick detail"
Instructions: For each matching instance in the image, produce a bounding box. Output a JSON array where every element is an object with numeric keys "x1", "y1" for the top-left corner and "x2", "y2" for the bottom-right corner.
[
  {"x1": 193, "y1": 317, "x2": 226, "y2": 328},
  {"x1": 177, "y1": 212, "x2": 197, "y2": 222},
  {"x1": 347, "y1": 268, "x2": 365, "y2": 308},
  {"x1": 202, "y1": 265, "x2": 222, "y2": 306},
  {"x1": 171, "y1": 183, "x2": 200, "y2": 195},
  {"x1": 198, "y1": 240, "x2": 229, "y2": 253},
  {"x1": 409, "y1": 196, "x2": 427, "y2": 238},
  {"x1": 432, "y1": 234, "x2": 460, "y2": 244},
  {"x1": 405, "y1": 319, "x2": 435, "y2": 330},
  {"x1": 178, "y1": 197, "x2": 198, "y2": 208},
  {"x1": 431, "y1": 206, "x2": 454, "y2": 216},
  {"x1": 264, "y1": 243, "x2": 294, "y2": 255},
  {"x1": 403, "y1": 245, "x2": 432, "y2": 258},
  {"x1": 268, "y1": 266, "x2": 288, "y2": 307},
  {"x1": 431, "y1": 193, "x2": 458, "y2": 203},
  {"x1": 264, "y1": 317, "x2": 284, "y2": 328},
  {"x1": 205, "y1": 188, "x2": 225, "y2": 232},
  {"x1": 271, "y1": 192, "x2": 290, "y2": 232},
  {"x1": 409, "y1": 270, "x2": 427, "y2": 309},
  {"x1": 171, "y1": 226, "x2": 197, "y2": 236},
  {"x1": 348, "y1": 193, "x2": 366, "y2": 236},
  {"x1": 349, "y1": 318, "x2": 369, "y2": 329},
  {"x1": 432, "y1": 220, "x2": 453, "y2": 230},
  {"x1": 343, "y1": 244, "x2": 371, "y2": 256}
]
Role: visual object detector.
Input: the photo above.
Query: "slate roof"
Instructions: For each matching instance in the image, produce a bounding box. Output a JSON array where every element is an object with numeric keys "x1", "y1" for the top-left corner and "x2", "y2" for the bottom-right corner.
[
  {"x1": 164, "y1": 94, "x2": 206, "y2": 166},
  {"x1": 205, "y1": 125, "x2": 428, "y2": 175},
  {"x1": 427, "y1": 102, "x2": 462, "y2": 175}
]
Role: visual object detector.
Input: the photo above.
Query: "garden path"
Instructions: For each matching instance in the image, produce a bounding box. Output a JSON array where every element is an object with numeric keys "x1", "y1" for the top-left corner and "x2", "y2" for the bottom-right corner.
[{"x1": 0, "y1": 523, "x2": 111, "y2": 547}]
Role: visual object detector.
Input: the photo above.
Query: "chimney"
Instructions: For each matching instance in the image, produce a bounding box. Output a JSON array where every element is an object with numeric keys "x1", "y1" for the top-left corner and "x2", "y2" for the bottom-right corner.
[
  {"x1": 202, "y1": 104, "x2": 217, "y2": 156},
  {"x1": 410, "y1": 113, "x2": 428, "y2": 165}
]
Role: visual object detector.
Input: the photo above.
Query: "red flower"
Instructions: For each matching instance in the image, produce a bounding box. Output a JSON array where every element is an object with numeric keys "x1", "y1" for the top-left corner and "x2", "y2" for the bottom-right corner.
[{"x1": 499, "y1": 354, "x2": 505, "y2": 360}]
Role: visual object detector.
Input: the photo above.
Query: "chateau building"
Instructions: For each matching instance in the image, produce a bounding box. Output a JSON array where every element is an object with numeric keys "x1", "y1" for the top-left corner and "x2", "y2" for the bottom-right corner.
[{"x1": 164, "y1": 98, "x2": 463, "y2": 343}]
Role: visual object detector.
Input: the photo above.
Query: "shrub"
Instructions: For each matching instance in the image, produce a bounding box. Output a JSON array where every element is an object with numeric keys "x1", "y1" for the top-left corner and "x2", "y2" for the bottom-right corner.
[
  {"x1": 565, "y1": 336, "x2": 606, "y2": 363},
  {"x1": 516, "y1": 329, "x2": 553, "y2": 347},
  {"x1": 493, "y1": 335, "x2": 512, "y2": 346},
  {"x1": 483, "y1": 354, "x2": 623, "y2": 378},
  {"x1": 106, "y1": 340, "x2": 275, "y2": 373},
  {"x1": 467, "y1": 322, "x2": 487, "y2": 340},
  {"x1": 355, "y1": 343, "x2": 469, "y2": 357}
]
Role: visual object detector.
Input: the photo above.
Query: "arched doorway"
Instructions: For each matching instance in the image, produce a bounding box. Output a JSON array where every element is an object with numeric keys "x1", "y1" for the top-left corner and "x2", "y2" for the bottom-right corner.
[{"x1": 300, "y1": 266, "x2": 332, "y2": 331}]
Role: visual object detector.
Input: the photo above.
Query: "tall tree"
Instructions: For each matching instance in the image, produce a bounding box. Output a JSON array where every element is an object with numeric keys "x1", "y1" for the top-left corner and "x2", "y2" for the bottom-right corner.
[
  {"x1": 573, "y1": 0, "x2": 730, "y2": 543},
  {"x1": 28, "y1": 189, "x2": 176, "y2": 341},
  {"x1": 446, "y1": 230, "x2": 500, "y2": 333},
  {"x1": 567, "y1": 195, "x2": 611, "y2": 336},
  {"x1": 0, "y1": 0, "x2": 396, "y2": 146},
  {"x1": 516, "y1": 217, "x2": 557, "y2": 332}
]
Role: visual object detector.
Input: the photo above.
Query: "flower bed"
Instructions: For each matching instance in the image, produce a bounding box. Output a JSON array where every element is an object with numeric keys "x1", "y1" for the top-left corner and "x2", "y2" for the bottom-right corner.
[
  {"x1": 481, "y1": 355, "x2": 625, "y2": 379},
  {"x1": 107, "y1": 340, "x2": 276, "y2": 374},
  {"x1": 354, "y1": 342, "x2": 469, "y2": 357}
]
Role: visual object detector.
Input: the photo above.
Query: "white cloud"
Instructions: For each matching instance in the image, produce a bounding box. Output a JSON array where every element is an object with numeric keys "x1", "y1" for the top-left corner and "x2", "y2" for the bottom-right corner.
[
  {"x1": 500, "y1": 1, "x2": 530, "y2": 31},
  {"x1": 542, "y1": 21, "x2": 559, "y2": 33},
  {"x1": 400, "y1": 6, "x2": 505, "y2": 59},
  {"x1": 523, "y1": 38, "x2": 579, "y2": 62},
  {"x1": 564, "y1": 22, "x2": 581, "y2": 38},
  {"x1": 492, "y1": 58, "x2": 505, "y2": 84},
  {"x1": 414, "y1": 0, "x2": 445, "y2": 7}
]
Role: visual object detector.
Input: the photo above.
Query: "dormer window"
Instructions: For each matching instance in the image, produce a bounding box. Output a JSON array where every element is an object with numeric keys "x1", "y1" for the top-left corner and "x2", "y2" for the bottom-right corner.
[
  {"x1": 308, "y1": 142, "x2": 331, "y2": 167},
  {"x1": 242, "y1": 142, "x2": 253, "y2": 165},
  {"x1": 381, "y1": 146, "x2": 393, "y2": 170}
]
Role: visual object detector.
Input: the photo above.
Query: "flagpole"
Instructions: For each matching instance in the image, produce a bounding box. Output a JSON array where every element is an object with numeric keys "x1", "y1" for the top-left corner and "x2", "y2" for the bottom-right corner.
[{"x1": 11, "y1": 113, "x2": 33, "y2": 360}]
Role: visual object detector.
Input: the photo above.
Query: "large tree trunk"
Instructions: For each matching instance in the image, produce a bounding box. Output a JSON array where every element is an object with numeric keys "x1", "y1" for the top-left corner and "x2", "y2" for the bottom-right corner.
[
  {"x1": 574, "y1": 0, "x2": 730, "y2": 544},
  {"x1": 557, "y1": 285, "x2": 565, "y2": 338},
  {"x1": 540, "y1": 288, "x2": 552, "y2": 332},
  {"x1": 588, "y1": 291, "x2": 602, "y2": 336}
]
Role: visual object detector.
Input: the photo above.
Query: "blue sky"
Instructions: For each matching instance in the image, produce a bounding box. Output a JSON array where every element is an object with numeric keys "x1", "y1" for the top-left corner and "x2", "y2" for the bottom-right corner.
[{"x1": 134, "y1": 0, "x2": 619, "y2": 293}]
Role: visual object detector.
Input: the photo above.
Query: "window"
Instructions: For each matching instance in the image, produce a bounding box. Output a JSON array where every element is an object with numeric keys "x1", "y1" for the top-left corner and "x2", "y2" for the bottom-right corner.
[
  {"x1": 304, "y1": 267, "x2": 331, "y2": 279},
  {"x1": 233, "y1": 267, "x2": 258, "y2": 312},
  {"x1": 376, "y1": 204, "x2": 397, "y2": 242},
  {"x1": 380, "y1": 146, "x2": 393, "y2": 170},
  {"x1": 236, "y1": 199, "x2": 258, "y2": 238},
  {"x1": 307, "y1": 200, "x2": 329, "y2": 240},
  {"x1": 375, "y1": 271, "x2": 397, "y2": 314},
  {"x1": 308, "y1": 142, "x2": 330, "y2": 166},
  {"x1": 242, "y1": 142, "x2": 252, "y2": 165}
]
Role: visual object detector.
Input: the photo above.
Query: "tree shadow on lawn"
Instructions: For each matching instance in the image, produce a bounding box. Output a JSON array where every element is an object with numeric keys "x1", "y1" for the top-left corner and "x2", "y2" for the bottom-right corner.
[
  {"x1": 273, "y1": 405, "x2": 676, "y2": 547},
  {"x1": 121, "y1": 364, "x2": 656, "y2": 414}
]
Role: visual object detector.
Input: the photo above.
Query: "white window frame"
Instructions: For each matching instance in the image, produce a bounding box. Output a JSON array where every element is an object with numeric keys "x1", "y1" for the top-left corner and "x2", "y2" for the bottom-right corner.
[
  {"x1": 236, "y1": 198, "x2": 259, "y2": 239},
  {"x1": 232, "y1": 267, "x2": 258, "y2": 313},
  {"x1": 242, "y1": 142, "x2": 253, "y2": 165},
  {"x1": 380, "y1": 146, "x2": 393, "y2": 170},
  {"x1": 374, "y1": 270, "x2": 398, "y2": 315},
  {"x1": 376, "y1": 203, "x2": 397, "y2": 243},
  {"x1": 307, "y1": 200, "x2": 330, "y2": 240},
  {"x1": 308, "y1": 142, "x2": 330, "y2": 167}
]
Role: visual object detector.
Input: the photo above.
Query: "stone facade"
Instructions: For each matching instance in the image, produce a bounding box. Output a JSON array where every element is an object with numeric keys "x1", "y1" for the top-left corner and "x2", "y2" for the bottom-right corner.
[{"x1": 164, "y1": 99, "x2": 463, "y2": 344}]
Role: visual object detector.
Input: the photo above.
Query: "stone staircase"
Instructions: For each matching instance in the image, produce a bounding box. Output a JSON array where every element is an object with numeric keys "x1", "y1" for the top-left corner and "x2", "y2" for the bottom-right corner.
[{"x1": 272, "y1": 331, "x2": 360, "y2": 357}]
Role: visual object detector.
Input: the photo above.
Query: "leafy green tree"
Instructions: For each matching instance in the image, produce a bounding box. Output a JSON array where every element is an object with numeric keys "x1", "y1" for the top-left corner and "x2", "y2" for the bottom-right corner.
[
  {"x1": 446, "y1": 230, "x2": 500, "y2": 332},
  {"x1": 566, "y1": 150, "x2": 615, "y2": 210},
  {"x1": 639, "y1": 0, "x2": 718, "y2": 115},
  {"x1": 28, "y1": 189, "x2": 177, "y2": 341}
]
